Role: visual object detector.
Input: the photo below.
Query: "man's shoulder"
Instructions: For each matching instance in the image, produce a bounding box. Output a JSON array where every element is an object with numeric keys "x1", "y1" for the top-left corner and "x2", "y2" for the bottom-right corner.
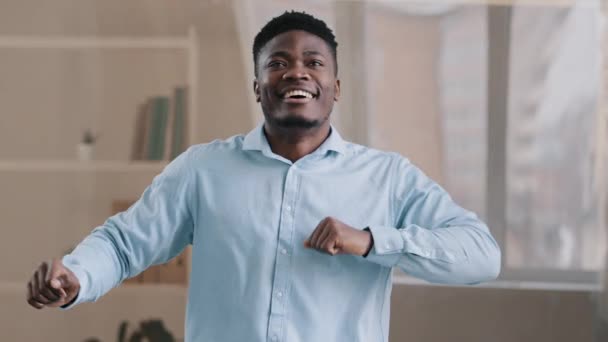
[
  {"x1": 168, "y1": 135, "x2": 247, "y2": 172},
  {"x1": 342, "y1": 141, "x2": 411, "y2": 167},
  {"x1": 187, "y1": 134, "x2": 246, "y2": 156}
]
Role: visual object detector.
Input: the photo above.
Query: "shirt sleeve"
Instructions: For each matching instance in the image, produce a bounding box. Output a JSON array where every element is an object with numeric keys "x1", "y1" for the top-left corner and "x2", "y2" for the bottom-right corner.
[
  {"x1": 363, "y1": 155, "x2": 501, "y2": 285},
  {"x1": 61, "y1": 148, "x2": 196, "y2": 308}
]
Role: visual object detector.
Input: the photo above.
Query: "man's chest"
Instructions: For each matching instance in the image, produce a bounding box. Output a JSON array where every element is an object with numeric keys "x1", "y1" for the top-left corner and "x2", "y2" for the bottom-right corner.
[{"x1": 191, "y1": 166, "x2": 393, "y2": 250}]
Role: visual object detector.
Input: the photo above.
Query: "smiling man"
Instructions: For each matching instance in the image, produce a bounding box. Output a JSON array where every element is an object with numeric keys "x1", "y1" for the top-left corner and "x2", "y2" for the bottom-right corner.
[{"x1": 26, "y1": 11, "x2": 500, "y2": 342}]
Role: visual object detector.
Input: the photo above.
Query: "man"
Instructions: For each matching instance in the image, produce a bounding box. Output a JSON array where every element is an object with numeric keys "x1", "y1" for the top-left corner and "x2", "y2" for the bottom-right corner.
[{"x1": 26, "y1": 11, "x2": 500, "y2": 342}]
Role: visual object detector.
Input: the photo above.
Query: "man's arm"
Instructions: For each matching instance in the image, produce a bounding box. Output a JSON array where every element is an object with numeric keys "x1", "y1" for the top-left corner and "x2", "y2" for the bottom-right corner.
[
  {"x1": 26, "y1": 148, "x2": 196, "y2": 309},
  {"x1": 305, "y1": 155, "x2": 501, "y2": 285},
  {"x1": 366, "y1": 156, "x2": 500, "y2": 284}
]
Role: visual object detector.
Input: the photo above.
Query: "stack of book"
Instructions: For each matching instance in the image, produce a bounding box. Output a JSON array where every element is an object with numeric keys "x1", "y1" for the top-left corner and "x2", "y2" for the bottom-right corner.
[{"x1": 131, "y1": 86, "x2": 188, "y2": 161}]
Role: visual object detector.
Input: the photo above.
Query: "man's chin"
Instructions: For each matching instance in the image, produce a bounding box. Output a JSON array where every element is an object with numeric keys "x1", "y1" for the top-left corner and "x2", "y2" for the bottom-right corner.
[{"x1": 271, "y1": 115, "x2": 321, "y2": 129}]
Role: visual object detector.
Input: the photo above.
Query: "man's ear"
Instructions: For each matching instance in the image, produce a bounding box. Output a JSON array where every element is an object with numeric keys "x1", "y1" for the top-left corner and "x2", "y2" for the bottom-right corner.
[
  {"x1": 253, "y1": 79, "x2": 261, "y2": 103},
  {"x1": 334, "y1": 79, "x2": 341, "y2": 102}
]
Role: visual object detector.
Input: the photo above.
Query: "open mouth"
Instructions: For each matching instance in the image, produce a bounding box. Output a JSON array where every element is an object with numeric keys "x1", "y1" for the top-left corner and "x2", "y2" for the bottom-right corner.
[{"x1": 281, "y1": 89, "x2": 317, "y2": 103}]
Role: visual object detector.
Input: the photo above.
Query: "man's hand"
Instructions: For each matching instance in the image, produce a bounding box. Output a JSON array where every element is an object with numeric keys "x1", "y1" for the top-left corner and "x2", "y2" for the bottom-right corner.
[
  {"x1": 304, "y1": 217, "x2": 373, "y2": 256},
  {"x1": 26, "y1": 258, "x2": 80, "y2": 309}
]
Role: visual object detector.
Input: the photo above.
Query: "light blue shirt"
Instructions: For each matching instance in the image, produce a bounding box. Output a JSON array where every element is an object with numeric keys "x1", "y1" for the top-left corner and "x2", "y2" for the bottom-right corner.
[{"x1": 63, "y1": 123, "x2": 500, "y2": 342}]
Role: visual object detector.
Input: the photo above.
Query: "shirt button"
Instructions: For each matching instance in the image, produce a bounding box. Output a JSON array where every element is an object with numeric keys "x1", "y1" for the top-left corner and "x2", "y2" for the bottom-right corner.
[
  {"x1": 281, "y1": 248, "x2": 288, "y2": 255},
  {"x1": 277, "y1": 291, "x2": 283, "y2": 298},
  {"x1": 386, "y1": 243, "x2": 392, "y2": 249},
  {"x1": 285, "y1": 205, "x2": 292, "y2": 212}
]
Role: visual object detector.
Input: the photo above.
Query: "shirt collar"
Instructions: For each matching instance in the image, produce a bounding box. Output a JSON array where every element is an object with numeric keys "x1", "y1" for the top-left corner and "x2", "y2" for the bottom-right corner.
[{"x1": 242, "y1": 122, "x2": 347, "y2": 155}]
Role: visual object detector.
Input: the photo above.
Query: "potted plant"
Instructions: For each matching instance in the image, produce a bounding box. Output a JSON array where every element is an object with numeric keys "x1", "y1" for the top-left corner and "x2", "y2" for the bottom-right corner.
[{"x1": 77, "y1": 129, "x2": 97, "y2": 161}]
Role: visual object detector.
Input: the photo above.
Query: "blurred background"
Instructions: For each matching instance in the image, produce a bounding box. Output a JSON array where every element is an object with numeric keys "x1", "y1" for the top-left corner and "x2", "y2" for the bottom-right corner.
[{"x1": 0, "y1": 0, "x2": 607, "y2": 341}]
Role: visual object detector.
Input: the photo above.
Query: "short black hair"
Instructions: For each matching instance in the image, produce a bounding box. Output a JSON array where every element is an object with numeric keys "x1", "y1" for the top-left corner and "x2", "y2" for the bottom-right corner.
[{"x1": 252, "y1": 11, "x2": 338, "y2": 76}]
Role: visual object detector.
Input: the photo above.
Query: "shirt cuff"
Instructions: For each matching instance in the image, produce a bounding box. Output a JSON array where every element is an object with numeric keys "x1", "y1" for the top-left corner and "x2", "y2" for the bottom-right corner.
[
  {"x1": 362, "y1": 227, "x2": 374, "y2": 257},
  {"x1": 59, "y1": 255, "x2": 90, "y2": 310},
  {"x1": 362, "y1": 225, "x2": 404, "y2": 268},
  {"x1": 367, "y1": 225, "x2": 404, "y2": 254}
]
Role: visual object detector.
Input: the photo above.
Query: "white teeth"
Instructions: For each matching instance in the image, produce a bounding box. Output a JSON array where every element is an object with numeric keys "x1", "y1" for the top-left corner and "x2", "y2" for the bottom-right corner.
[{"x1": 284, "y1": 90, "x2": 313, "y2": 99}]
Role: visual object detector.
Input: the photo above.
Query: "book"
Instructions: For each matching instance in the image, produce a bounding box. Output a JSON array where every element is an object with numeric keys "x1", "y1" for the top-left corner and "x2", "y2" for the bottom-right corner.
[
  {"x1": 170, "y1": 86, "x2": 188, "y2": 160},
  {"x1": 141, "y1": 98, "x2": 154, "y2": 161},
  {"x1": 131, "y1": 102, "x2": 149, "y2": 161},
  {"x1": 146, "y1": 96, "x2": 170, "y2": 160},
  {"x1": 163, "y1": 95, "x2": 176, "y2": 161}
]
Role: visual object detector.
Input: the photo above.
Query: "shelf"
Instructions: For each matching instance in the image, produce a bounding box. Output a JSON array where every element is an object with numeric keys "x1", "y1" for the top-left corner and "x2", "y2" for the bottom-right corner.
[
  {"x1": 0, "y1": 281, "x2": 186, "y2": 293},
  {"x1": 0, "y1": 36, "x2": 191, "y2": 49},
  {"x1": 0, "y1": 160, "x2": 168, "y2": 172}
]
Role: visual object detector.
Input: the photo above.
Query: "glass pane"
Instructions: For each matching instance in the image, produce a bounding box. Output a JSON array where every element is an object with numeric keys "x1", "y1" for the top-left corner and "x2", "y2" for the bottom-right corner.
[
  {"x1": 438, "y1": 6, "x2": 488, "y2": 218},
  {"x1": 505, "y1": 5, "x2": 605, "y2": 270}
]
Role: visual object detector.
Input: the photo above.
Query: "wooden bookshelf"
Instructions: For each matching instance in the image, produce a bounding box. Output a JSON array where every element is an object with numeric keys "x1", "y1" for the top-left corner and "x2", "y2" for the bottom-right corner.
[
  {"x1": 0, "y1": 36, "x2": 191, "y2": 49},
  {"x1": 0, "y1": 160, "x2": 168, "y2": 173},
  {"x1": 0, "y1": 28, "x2": 199, "y2": 290}
]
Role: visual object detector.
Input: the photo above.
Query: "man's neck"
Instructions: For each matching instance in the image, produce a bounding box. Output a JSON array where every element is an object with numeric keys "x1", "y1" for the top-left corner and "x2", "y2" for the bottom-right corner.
[{"x1": 263, "y1": 122, "x2": 331, "y2": 162}]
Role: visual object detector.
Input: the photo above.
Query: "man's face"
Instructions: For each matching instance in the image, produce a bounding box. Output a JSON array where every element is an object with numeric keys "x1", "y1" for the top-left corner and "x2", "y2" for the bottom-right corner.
[{"x1": 254, "y1": 30, "x2": 340, "y2": 130}]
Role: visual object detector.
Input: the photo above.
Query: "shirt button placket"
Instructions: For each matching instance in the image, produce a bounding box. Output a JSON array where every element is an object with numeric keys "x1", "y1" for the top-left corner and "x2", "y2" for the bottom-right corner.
[{"x1": 269, "y1": 167, "x2": 298, "y2": 342}]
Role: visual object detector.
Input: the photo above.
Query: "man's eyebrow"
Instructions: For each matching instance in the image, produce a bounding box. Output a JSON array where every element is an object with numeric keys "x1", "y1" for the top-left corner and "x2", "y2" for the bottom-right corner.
[
  {"x1": 303, "y1": 50, "x2": 324, "y2": 57},
  {"x1": 266, "y1": 50, "x2": 326, "y2": 59},
  {"x1": 267, "y1": 51, "x2": 291, "y2": 59}
]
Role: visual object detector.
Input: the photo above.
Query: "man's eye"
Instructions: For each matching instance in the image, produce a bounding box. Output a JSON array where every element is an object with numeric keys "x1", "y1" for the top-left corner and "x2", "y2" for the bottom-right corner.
[
  {"x1": 309, "y1": 60, "x2": 323, "y2": 67},
  {"x1": 268, "y1": 61, "x2": 286, "y2": 68}
]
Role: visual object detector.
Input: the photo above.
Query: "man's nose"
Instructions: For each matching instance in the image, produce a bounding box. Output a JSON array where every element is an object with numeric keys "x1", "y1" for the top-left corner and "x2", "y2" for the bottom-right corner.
[{"x1": 282, "y1": 63, "x2": 310, "y2": 81}]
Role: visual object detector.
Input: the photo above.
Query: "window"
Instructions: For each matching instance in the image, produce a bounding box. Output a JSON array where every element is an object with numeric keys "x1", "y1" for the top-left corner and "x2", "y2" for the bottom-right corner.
[
  {"x1": 504, "y1": 4, "x2": 605, "y2": 272},
  {"x1": 438, "y1": 4, "x2": 606, "y2": 282},
  {"x1": 363, "y1": 3, "x2": 605, "y2": 284}
]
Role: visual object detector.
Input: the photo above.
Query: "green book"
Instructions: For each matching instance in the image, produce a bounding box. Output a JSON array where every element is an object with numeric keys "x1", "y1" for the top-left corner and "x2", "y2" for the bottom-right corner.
[
  {"x1": 147, "y1": 96, "x2": 170, "y2": 160},
  {"x1": 170, "y1": 87, "x2": 187, "y2": 160}
]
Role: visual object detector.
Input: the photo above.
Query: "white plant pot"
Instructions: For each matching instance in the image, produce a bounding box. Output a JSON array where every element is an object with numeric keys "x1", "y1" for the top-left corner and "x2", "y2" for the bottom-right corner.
[{"x1": 77, "y1": 143, "x2": 95, "y2": 161}]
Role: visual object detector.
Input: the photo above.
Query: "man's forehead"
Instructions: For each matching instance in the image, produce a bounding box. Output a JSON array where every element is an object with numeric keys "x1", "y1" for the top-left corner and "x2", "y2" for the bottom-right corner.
[{"x1": 261, "y1": 30, "x2": 331, "y2": 57}]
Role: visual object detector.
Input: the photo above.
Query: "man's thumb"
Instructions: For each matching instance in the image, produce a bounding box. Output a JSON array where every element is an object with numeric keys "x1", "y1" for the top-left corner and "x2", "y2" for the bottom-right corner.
[
  {"x1": 50, "y1": 278, "x2": 63, "y2": 289},
  {"x1": 49, "y1": 274, "x2": 69, "y2": 298}
]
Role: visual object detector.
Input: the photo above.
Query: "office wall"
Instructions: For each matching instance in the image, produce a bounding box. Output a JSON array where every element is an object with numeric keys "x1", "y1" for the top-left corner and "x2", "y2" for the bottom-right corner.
[
  {"x1": 0, "y1": 1, "x2": 600, "y2": 341},
  {"x1": 389, "y1": 285, "x2": 596, "y2": 342}
]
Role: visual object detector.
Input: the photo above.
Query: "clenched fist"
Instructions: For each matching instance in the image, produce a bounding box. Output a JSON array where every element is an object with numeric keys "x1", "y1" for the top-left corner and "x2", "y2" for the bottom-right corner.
[
  {"x1": 304, "y1": 217, "x2": 373, "y2": 256},
  {"x1": 26, "y1": 258, "x2": 80, "y2": 309}
]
